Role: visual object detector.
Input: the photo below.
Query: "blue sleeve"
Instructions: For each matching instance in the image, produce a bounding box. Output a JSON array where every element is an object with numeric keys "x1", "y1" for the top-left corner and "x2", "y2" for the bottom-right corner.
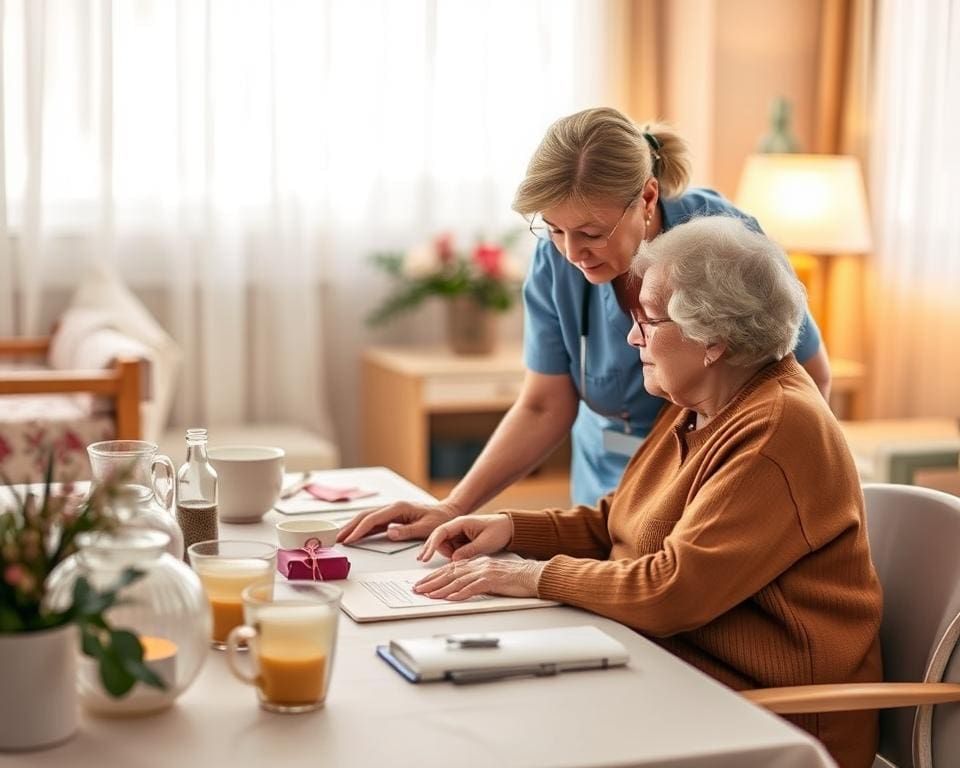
[
  {"x1": 522, "y1": 241, "x2": 570, "y2": 375},
  {"x1": 793, "y1": 310, "x2": 822, "y2": 363}
]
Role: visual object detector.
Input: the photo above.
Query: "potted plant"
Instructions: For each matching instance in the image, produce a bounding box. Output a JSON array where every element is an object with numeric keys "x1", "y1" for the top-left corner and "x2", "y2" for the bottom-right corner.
[
  {"x1": 368, "y1": 233, "x2": 524, "y2": 355},
  {"x1": 0, "y1": 461, "x2": 166, "y2": 751}
]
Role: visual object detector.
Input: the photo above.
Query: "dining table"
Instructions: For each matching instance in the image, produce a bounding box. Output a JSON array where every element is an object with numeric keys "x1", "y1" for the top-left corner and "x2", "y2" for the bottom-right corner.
[{"x1": 3, "y1": 467, "x2": 837, "y2": 768}]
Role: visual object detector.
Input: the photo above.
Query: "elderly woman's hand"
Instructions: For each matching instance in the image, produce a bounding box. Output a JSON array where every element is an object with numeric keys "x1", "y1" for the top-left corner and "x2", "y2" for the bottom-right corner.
[
  {"x1": 413, "y1": 556, "x2": 545, "y2": 601},
  {"x1": 417, "y1": 513, "x2": 514, "y2": 562}
]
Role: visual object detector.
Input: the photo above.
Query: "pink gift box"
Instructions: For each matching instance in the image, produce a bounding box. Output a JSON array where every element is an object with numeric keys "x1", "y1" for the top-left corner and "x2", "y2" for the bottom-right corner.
[{"x1": 277, "y1": 547, "x2": 351, "y2": 581}]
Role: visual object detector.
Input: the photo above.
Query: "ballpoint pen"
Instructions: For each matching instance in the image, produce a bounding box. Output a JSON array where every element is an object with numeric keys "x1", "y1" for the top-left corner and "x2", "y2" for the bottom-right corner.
[
  {"x1": 280, "y1": 472, "x2": 311, "y2": 499},
  {"x1": 448, "y1": 662, "x2": 559, "y2": 684}
]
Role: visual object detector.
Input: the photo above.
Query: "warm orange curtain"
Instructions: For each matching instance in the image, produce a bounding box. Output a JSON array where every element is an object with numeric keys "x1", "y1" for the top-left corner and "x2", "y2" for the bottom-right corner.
[
  {"x1": 813, "y1": 0, "x2": 877, "y2": 412},
  {"x1": 620, "y1": 0, "x2": 663, "y2": 123}
]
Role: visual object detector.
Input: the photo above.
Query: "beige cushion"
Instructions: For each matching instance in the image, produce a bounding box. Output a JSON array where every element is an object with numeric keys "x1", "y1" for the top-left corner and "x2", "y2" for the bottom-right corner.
[
  {"x1": 65, "y1": 261, "x2": 182, "y2": 442},
  {"x1": 47, "y1": 308, "x2": 114, "y2": 370}
]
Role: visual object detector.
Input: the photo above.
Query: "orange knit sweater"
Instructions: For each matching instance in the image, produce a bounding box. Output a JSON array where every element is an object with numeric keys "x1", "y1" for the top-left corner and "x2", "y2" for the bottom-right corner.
[{"x1": 506, "y1": 356, "x2": 883, "y2": 768}]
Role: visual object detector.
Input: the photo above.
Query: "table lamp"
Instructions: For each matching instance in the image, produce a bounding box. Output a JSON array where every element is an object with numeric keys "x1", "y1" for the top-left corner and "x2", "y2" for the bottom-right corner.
[{"x1": 734, "y1": 153, "x2": 872, "y2": 333}]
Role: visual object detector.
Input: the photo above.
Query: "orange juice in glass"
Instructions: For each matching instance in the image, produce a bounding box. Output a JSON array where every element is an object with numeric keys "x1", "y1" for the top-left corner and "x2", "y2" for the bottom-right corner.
[
  {"x1": 187, "y1": 540, "x2": 277, "y2": 649},
  {"x1": 227, "y1": 582, "x2": 341, "y2": 713}
]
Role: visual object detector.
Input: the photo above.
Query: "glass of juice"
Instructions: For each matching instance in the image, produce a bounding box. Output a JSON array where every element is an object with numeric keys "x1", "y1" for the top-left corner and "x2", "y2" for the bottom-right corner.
[
  {"x1": 225, "y1": 581, "x2": 341, "y2": 713},
  {"x1": 187, "y1": 540, "x2": 277, "y2": 650}
]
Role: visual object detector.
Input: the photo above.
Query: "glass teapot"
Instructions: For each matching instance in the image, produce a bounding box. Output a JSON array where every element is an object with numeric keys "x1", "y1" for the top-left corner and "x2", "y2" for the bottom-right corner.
[
  {"x1": 86, "y1": 440, "x2": 184, "y2": 559},
  {"x1": 47, "y1": 529, "x2": 210, "y2": 716}
]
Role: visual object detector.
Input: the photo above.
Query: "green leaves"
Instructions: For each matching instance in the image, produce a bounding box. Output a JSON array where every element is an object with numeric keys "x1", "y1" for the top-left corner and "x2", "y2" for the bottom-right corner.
[
  {"x1": 366, "y1": 236, "x2": 524, "y2": 327},
  {"x1": 83, "y1": 627, "x2": 165, "y2": 697},
  {"x1": 72, "y1": 569, "x2": 168, "y2": 697}
]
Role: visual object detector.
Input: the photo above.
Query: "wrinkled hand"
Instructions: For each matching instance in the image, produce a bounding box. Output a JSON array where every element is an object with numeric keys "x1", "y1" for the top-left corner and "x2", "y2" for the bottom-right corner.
[
  {"x1": 417, "y1": 513, "x2": 514, "y2": 562},
  {"x1": 413, "y1": 555, "x2": 545, "y2": 601},
  {"x1": 336, "y1": 500, "x2": 461, "y2": 545}
]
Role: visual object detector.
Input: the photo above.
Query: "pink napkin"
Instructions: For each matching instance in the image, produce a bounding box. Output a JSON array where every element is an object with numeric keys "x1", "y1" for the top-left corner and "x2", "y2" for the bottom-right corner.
[{"x1": 304, "y1": 483, "x2": 377, "y2": 503}]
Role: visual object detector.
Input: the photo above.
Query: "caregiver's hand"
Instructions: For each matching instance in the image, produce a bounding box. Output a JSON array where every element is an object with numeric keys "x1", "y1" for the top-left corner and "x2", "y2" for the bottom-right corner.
[{"x1": 336, "y1": 500, "x2": 461, "y2": 544}]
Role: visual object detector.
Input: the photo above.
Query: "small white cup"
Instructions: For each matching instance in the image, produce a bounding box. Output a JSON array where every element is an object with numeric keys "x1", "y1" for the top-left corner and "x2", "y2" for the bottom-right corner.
[
  {"x1": 208, "y1": 446, "x2": 285, "y2": 523},
  {"x1": 275, "y1": 519, "x2": 339, "y2": 550}
]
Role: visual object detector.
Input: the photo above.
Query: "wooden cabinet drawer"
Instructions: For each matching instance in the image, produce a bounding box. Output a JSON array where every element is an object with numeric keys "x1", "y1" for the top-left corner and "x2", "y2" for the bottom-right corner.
[{"x1": 422, "y1": 374, "x2": 523, "y2": 409}]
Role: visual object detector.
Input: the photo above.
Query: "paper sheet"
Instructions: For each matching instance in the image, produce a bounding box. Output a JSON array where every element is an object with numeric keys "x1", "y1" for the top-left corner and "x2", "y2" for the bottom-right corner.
[
  {"x1": 344, "y1": 535, "x2": 421, "y2": 555},
  {"x1": 359, "y1": 576, "x2": 490, "y2": 608}
]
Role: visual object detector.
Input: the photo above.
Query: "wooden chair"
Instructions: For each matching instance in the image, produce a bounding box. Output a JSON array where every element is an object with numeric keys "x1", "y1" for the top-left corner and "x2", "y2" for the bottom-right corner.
[
  {"x1": 0, "y1": 334, "x2": 141, "y2": 440},
  {"x1": 742, "y1": 484, "x2": 960, "y2": 767}
]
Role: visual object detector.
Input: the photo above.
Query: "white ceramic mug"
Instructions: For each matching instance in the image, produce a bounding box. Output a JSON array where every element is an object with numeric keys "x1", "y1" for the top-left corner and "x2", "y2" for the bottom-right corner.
[{"x1": 208, "y1": 446, "x2": 285, "y2": 523}]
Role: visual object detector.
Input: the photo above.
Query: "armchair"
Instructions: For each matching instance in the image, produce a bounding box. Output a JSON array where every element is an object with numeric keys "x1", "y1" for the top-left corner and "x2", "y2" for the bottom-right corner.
[
  {"x1": 0, "y1": 325, "x2": 147, "y2": 483},
  {"x1": 742, "y1": 484, "x2": 960, "y2": 767}
]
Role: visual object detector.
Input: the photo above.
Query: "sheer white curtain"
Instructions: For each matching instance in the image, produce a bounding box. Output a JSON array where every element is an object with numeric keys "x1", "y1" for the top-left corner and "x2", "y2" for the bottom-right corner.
[
  {"x1": 869, "y1": 0, "x2": 960, "y2": 416},
  {"x1": 1, "y1": 0, "x2": 614, "y2": 441}
]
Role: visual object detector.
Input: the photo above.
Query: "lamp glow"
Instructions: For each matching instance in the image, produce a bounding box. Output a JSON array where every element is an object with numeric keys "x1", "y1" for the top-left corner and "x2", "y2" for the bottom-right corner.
[{"x1": 735, "y1": 154, "x2": 872, "y2": 254}]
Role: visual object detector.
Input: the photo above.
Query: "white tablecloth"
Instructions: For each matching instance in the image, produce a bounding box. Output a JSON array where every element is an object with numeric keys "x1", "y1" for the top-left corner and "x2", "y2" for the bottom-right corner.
[{"x1": 3, "y1": 469, "x2": 837, "y2": 768}]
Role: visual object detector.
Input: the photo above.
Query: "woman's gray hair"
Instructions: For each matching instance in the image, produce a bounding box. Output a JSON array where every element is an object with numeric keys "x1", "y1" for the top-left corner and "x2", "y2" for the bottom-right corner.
[{"x1": 633, "y1": 216, "x2": 807, "y2": 367}]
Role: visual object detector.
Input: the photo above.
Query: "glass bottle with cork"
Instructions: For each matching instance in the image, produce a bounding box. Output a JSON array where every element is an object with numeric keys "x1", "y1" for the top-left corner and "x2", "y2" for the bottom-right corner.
[{"x1": 176, "y1": 428, "x2": 219, "y2": 560}]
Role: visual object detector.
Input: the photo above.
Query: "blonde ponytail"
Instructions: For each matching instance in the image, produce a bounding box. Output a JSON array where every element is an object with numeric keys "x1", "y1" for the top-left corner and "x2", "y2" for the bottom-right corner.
[{"x1": 513, "y1": 107, "x2": 692, "y2": 216}]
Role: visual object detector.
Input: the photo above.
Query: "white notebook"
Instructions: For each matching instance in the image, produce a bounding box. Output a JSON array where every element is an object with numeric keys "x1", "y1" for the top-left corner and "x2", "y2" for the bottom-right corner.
[
  {"x1": 338, "y1": 566, "x2": 558, "y2": 623},
  {"x1": 378, "y1": 625, "x2": 630, "y2": 683}
]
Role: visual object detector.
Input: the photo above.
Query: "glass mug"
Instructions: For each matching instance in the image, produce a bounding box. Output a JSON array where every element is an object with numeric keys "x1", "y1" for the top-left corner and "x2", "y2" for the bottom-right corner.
[
  {"x1": 226, "y1": 582, "x2": 341, "y2": 713},
  {"x1": 187, "y1": 540, "x2": 277, "y2": 649}
]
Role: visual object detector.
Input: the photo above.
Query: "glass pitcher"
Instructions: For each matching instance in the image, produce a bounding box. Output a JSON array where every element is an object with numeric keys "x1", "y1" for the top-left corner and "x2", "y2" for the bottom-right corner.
[{"x1": 86, "y1": 440, "x2": 184, "y2": 559}]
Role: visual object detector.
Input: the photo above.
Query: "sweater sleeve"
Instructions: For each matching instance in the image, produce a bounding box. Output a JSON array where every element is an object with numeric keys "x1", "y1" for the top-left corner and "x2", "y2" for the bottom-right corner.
[
  {"x1": 504, "y1": 492, "x2": 614, "y2": 561},
  {"x1": 535, "y1": 452, "x2": 819, "y2": 637}
]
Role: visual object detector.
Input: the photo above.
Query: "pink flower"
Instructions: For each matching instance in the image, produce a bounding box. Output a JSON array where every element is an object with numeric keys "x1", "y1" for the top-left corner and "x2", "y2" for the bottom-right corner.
[
  {"x1": 0, "y1": 434, "x2": 11, "y2": 463},
  {"x1": 434, "y1": 233, "x2": 455, "y2": 265},
  {"x1": 3, "y1": 564, "x2": 23, "y2": 587},
  {"x1": 473, "y1": 243, "x2": 505, "y2": 279}
]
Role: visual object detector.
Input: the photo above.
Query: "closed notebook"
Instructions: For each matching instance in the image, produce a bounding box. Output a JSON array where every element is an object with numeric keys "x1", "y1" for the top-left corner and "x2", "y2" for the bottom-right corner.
[{"x1": 377, "y1": 625, "x2": 629, "y2": 683}]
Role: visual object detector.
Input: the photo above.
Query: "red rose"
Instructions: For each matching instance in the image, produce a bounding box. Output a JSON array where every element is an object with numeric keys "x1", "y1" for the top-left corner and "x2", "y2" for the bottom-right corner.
[{"x1": 473, "y1": 243, "x2": 504, "y2": 278}]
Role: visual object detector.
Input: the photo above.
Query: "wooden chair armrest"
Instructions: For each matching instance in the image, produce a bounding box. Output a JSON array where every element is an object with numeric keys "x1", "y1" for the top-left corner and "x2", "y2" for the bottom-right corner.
[
  {"x1": 742, "y1": 682, "x2": 960, "y2": 714},
  {"x1": 0, "y1": 358, "x2": 141, "y2": 441},
  {"x1": 0, "y1": 337, "x2": 51, "y2": 357},
  {"x1": 0, "y1": 369, "x2": 121, "y2": 396}
]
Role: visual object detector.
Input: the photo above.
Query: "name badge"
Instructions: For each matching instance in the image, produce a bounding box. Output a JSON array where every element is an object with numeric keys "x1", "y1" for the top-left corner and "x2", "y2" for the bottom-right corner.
[{"x1": 602, "y1": 428, "x2": 645, "y2": 457}]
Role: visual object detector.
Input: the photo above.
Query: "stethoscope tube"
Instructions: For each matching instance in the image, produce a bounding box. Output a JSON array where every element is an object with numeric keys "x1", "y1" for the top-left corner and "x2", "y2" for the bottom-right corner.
[{"x1": 579, "y1": 279, "x2": 633, "y2": 435}]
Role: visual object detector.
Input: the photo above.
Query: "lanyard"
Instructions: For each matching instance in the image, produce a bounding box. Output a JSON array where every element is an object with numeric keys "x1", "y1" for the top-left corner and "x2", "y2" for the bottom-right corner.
[{"x1": 579, "y1": 279, "x2": 633, "y2": 434}]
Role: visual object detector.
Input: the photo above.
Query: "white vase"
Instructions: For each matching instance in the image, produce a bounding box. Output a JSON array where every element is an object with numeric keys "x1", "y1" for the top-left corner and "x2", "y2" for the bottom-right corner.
[{"x1": 0, "y1": 624, "x2": 79, "y2": 751}]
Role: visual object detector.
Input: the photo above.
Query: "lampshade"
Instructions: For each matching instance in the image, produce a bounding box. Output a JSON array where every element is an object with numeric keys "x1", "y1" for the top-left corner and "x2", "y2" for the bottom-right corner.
[{"x1": 734, "y1": 154, "x2": 872, "y2": 253}]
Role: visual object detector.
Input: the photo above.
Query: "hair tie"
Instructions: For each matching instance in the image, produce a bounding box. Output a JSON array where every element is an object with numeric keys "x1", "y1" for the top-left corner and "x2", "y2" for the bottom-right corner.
[{"x1": 642, "y1": 131, "x2": 662, "y2": 176}]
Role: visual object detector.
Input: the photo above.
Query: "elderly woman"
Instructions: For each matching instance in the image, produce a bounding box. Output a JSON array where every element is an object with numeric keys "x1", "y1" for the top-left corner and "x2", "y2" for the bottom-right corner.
[{"x1": 414, "y1": 216, "x2": 883, "y2": 768}]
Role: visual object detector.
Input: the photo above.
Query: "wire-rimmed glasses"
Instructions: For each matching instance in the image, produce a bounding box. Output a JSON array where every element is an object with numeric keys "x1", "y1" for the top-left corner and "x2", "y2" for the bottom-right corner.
[{"x1": 528, "y1": 196, "x2": 636, "y2": 251}]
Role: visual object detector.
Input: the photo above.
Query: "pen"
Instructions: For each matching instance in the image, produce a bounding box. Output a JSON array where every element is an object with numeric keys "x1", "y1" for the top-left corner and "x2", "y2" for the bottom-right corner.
[
  {"x1": 445, "y1": 635, "x2": 500, "y2": 649},
  {"x1": 280, "y1": 473, "x2": 312, "y2": 499},
  {"x1": 448, "y1": 663, "x2": 559, "y2": 684}
]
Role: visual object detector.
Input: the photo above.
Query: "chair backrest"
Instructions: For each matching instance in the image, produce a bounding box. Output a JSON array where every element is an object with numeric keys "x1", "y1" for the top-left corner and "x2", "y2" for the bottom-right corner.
[{"x1": 864, "y1": 483, "x2": 960, "y2": 767}]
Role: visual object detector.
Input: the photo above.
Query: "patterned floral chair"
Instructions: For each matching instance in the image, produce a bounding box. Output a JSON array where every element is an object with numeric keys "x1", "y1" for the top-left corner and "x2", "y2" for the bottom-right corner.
[{"x1": 0, "y1": 315, "x2": 147, "y2": 484}]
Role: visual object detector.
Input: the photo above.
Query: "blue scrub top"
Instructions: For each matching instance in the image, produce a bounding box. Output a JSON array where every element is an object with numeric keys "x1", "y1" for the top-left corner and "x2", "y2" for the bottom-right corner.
[{"x1": 522, "y1": 188, "x2": 823, "y2": 506}]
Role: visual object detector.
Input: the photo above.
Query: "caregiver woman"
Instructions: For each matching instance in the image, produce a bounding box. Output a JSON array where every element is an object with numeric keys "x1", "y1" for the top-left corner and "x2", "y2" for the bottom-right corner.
[{"x1": 339, "y1": 106, "x2": 831, "y2": 544}]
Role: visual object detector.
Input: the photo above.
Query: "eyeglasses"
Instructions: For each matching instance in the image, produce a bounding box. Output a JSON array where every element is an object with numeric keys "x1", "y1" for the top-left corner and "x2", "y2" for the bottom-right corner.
[
  {"x1": 528, "y1": 197, "x2": 636, "y2": 251},
  {"x1": 628, "y1": 307, "x2": 673, "y2": 342}
]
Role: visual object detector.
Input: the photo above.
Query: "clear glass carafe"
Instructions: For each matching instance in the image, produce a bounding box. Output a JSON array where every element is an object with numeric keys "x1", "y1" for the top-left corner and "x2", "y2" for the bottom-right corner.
[
  {"x1": 46, "y1": 529, "x2": 211, "y2": 716},
  {"x1": 87, "y1": 440, "x2": 184, "y2": 559}
]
